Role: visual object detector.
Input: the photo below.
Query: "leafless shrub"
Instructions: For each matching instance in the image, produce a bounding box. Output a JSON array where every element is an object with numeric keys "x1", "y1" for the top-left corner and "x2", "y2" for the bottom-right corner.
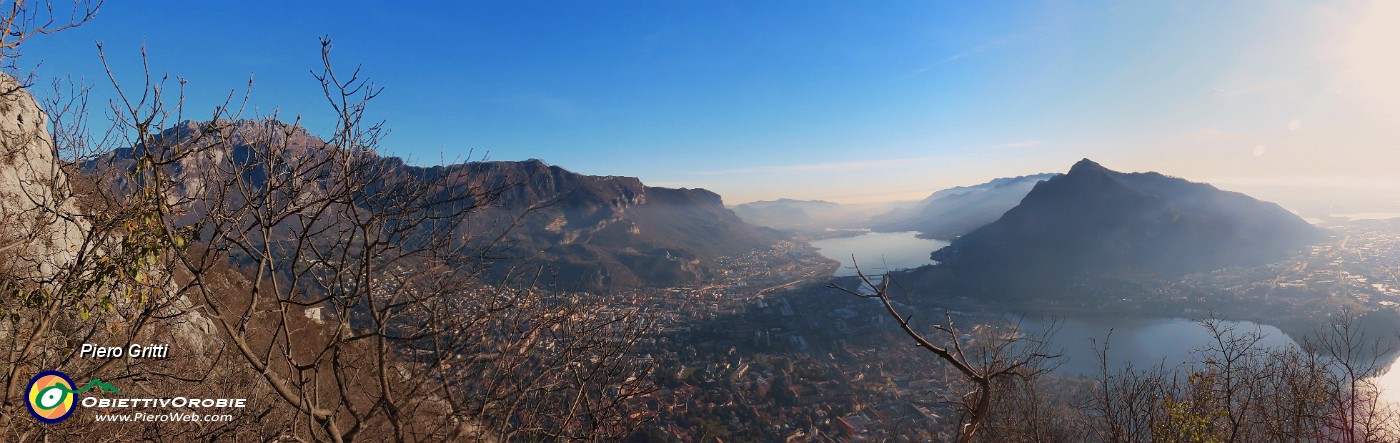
[
  {"x1": 1086, "y1": 311, "x2": 1398, "y2": 443},
  {"x1": 0, "y1": 4, "x2": 651, "y2": 439},
  {"x1": 830, "y1": 260, "x2": 1061, "y2": 443}
]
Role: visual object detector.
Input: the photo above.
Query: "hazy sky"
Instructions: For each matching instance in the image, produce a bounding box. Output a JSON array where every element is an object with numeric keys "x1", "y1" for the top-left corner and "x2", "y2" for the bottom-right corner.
[{"x1": 22, "y1": 1, "x2": 1400, "y2": 211}]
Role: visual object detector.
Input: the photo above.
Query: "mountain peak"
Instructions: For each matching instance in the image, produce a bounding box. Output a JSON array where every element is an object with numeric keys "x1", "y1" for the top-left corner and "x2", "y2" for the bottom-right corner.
[
  {"x1": 1068, "y1": 158, "x2": 1107, "y2": 174},
  {"x1": 929, "y1": 162, "x2": 1322, "y2": 298}
]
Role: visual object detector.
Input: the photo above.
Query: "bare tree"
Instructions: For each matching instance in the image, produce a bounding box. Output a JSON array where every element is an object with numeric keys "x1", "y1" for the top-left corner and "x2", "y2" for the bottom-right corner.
[
  {"x1": 1086, "y1": 311, "x2": 1398, "y2": 443},
  {"x1": 0, "y1": 1, "x2": 651, "y2": 436},
  {"x1": 1083, "y1": 333, "x2": 1171, "y2": 443},
  {"x1": 77, "y1": 36, "x2": 656, "y2": 441},
  {"x1": 0, "y1": 2, "x2": 238, "y2": 441},
  {"x1": 1309, "y1": 310, "x2": 1398, "y2": 442},
  {"x1": 0, "y1": 0, "x2": 101, "y2": 87},
  {"x1": 829, "y1": 261, "x2": 1060, "y2": 443}
]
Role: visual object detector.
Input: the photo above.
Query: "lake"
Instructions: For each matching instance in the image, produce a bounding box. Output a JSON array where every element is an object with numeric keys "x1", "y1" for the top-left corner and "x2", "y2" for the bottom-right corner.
[
  {"x1": 809, "y1": 231, "x2": 949, "y2": 277},
  {"x1": 812, "y1": 229, "x2": 1400, "y2": 399},
  {"x1": 1029, "y1": 315, "x2": 1400, "y2": 404},
  {"x1": 1016, "y1": 315, "x2": 1295, "y2": 377},
  {"x1": 1330, "y1": 212, "x2": 1400, "y2": 221},
  {"x1": 1371, "y1": 352, "x2": 1400, "y2": 404}
]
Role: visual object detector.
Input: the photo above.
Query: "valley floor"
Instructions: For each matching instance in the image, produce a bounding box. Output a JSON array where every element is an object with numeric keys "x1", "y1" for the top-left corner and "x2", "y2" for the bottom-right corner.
[{"x1": 609, "y1": 220, "x2": 1400, "y2": 441}]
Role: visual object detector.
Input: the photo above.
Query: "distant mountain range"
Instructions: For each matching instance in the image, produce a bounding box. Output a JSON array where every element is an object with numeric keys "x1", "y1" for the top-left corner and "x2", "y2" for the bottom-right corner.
[
  {"x1": 730, "y1": 199, "x2": 916, "y2": 234},
  {"x1": 104, "y1": 123, "x2": 1326, "y2": 297},
  {"x1": 731, "y1": 199, "x2": 843, "y2": 230},
  {"x1": 925, "y1": 159, "x2": 1323, "y2": 296},
  {"x1": 105, "y1": 120, "x2": 776, "y2": 291},
  {"x1": 870, "y1": 173, "x2": 1058, "y2": 239},
  {"x1": 734, "y1": 174, "x2": 1057, "y2": 240}
]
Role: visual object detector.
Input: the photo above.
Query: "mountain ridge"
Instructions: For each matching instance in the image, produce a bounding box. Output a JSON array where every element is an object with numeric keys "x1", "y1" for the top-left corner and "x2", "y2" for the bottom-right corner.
[
  {"x1": 870, "y1": 173, "x2": 1059, "y2": 239},
  {"x1": 106, "y1": 119, "x2": 776, "y2": 291},
  {"x1": 926, "y1": 159, "x2": 1323, "y2": 297}
]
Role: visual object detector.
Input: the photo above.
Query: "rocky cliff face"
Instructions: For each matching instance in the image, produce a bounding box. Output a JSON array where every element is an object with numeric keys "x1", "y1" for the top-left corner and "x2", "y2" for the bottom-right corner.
[
  {"x1": 0, "y1": 73, "x2": 213, "y2": 345},
  {"x1": 104, "y1": 123, "x2": 776, "y2": 292},
  {"x1": 462, "y1": 160, "x2": 774, "y2": 290},
  {"x1": 0, "y1": 74, "x2": 87, "y2": 281}
]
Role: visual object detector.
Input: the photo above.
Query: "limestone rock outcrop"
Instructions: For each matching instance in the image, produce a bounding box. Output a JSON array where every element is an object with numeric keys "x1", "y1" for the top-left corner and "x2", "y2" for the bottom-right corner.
[
  {"x1": 0, "y1": 73, "x2": 87, "y2": 282},
  {"x1": 0, "y1": 73, "x2": 213, "y2": 346}
]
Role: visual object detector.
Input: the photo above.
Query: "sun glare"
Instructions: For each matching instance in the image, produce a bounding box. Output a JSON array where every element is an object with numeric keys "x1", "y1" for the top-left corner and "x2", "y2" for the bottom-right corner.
[{"x1": 1339, "y1": 0, "x2": 1400, "y2": 117}]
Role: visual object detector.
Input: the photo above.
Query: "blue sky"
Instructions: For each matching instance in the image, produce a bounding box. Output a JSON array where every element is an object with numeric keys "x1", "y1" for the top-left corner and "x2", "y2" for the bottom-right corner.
[{"x1": 21, "y1": 1, "x2": 1400, "y2": 209}]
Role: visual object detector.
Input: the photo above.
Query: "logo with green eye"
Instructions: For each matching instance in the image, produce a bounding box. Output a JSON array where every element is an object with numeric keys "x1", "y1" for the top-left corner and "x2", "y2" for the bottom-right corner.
[{"x1": 25, "y1": 371, "x2": 120, "y2": 424}]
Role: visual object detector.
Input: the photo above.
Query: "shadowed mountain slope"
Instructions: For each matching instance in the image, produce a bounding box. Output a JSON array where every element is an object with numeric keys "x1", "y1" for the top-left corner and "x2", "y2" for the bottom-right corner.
[
  {"x1": 927, "y1": 159, "x2": 1323, "y2": 296},
  {"x1": 104, "y1": 120, "x2": 775, "y2": 291}
]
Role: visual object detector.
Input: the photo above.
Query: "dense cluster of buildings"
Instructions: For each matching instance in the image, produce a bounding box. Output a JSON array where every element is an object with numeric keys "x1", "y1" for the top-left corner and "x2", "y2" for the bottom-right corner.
[
  {"x1": 560, "y1": 221, "x2": 1400, "y2": 441},
  {"x1": 592, "y1": 239, "x2": 973, "y2": 441}
]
